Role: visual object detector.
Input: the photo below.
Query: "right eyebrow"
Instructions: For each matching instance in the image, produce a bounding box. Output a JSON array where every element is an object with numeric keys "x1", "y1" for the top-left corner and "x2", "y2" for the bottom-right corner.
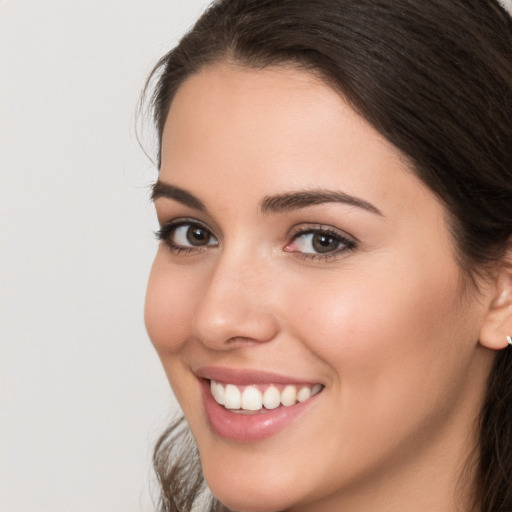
[
  {"x1": 260, "y1": 189, "x2": 383, "y2": 216},
  {"x1": 151, "y1": 180, "x2": 205, "y2": 211}
]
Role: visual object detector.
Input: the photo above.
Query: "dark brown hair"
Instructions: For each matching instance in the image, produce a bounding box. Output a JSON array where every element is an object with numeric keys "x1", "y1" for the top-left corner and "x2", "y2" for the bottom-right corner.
[{"x1": 143, "y1": 1, "x2": 512, "y2": 510}]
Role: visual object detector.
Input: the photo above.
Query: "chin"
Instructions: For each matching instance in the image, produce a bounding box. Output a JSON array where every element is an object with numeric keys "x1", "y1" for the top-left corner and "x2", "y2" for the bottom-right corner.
[
  {"x1": 203, "y1": 462, "x2": 302, "y2": 512},
  {"x1": 210, "y1": 491, "x2": 290, "y2": 512}
]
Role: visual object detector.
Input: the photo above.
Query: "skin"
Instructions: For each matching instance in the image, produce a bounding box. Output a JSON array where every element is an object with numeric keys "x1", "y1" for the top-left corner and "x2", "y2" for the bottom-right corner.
[{"x1": 145, "y1": 63, "x2": 503, "y2": 512}]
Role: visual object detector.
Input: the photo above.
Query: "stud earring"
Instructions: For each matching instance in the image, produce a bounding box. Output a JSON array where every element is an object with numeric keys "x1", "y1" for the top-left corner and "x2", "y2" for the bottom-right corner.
[{"x1": 507, "y1": 335, "x2": 512, "y2": 346}]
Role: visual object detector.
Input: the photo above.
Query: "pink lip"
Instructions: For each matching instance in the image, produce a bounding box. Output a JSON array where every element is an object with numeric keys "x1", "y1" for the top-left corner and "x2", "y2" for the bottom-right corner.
[
  {"x1": 196, "y1": 367, "x2": 322, "y2": 442},
  {"x1": 195, "y1": 366, "x2": 320, "y2": 386}
]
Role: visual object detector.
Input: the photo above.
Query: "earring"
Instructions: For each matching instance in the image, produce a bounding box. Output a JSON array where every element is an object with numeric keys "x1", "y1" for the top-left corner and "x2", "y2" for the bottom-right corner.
[{"x1": 507, "y1": 335, "x2": 512, "y2": 346}]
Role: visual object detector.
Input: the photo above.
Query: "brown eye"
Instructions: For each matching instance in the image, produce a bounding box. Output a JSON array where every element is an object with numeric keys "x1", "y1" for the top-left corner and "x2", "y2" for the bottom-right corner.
[
  {"x1": 285, "y1": 228, "x2": 356, "y2": 259},
  {"x1": 186, "y1": 226, "x2": 211, "y2": 246},
  {"x1": 169, "y1": 223, "x2": 218, "y2": 248},
  {"x1": 311, "y1": 233, "x2": 340, "y2": 253}
]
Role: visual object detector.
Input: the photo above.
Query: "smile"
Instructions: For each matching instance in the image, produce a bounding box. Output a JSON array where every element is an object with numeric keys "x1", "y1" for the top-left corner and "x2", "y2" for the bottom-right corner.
[
  {"x1": 210, "y1": 380, "x2": 323, "y2": 412},
  {"x1": 196, "y1": 368, "x2": 325, "y2": 441}
]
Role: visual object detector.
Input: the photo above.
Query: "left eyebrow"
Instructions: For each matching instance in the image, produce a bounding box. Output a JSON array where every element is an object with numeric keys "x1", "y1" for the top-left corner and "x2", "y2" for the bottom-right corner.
[
  {"x1": 260, "y1": 190, "x2": 383, "y2": 216},
  {"x1": 151, "y1": 180, "x2": 205, "y2": 211}
]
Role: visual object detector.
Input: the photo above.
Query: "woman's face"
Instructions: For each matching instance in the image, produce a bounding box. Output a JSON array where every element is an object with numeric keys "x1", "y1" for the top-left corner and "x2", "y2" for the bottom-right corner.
[{"x1": 145, "y1": 64, "x2": 494, "y2": 511}]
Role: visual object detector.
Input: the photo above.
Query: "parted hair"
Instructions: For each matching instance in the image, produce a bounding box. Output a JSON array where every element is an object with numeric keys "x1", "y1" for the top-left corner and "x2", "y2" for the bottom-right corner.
[{"x1": 142, "y1": 1, "x2": 512, "y2": 511}]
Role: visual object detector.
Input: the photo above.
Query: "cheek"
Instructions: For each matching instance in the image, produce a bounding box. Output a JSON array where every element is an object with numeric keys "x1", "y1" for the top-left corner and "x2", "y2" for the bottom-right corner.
[
  {"x1": 144, "y1": 254, "x2": 205, "y2": 415},
  {"x1": 144, "y1": 252, "x2": 197, "y2": 355},
  {"x1": 286, "y1": 253, "x2": 472, "y2": 417},
  {"x1": 276, "y1": 256, "x2": 481, "y2": 479}
]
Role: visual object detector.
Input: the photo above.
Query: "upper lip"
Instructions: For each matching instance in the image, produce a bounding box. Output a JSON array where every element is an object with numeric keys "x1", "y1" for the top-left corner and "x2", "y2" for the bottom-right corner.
[{"x1": 194, "y1": 366, "x2": 322, "y2": 386}]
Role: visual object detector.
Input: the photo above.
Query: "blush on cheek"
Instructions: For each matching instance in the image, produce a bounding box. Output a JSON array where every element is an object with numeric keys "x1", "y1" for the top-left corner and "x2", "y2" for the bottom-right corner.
[
  {"x1": 144, "y1": 271, "x2": 190, "y2": 355},
  {"x1": 144, "y1": 294, "x2": 167, "y2": 351}
]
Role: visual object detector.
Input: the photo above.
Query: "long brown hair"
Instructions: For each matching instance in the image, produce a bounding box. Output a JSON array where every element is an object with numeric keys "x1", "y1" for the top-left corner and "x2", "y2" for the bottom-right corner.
[{"x1": 143, "y1": 1, "x2": 512, "y2": 510}]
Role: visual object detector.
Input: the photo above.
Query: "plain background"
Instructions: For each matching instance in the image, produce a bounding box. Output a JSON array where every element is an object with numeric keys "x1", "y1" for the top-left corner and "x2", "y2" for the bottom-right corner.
[
  {"x1": 0, "y1": 1, "x2": 211, "y2": 510},
  {"x1": 4, "y1": 2, "x2": 512, "y2": 512}
]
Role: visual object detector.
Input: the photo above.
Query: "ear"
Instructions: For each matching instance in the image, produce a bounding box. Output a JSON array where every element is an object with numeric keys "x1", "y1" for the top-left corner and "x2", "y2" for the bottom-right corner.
[{"x1": 479, "y1": 238, "x2": 512, "y2": 350}]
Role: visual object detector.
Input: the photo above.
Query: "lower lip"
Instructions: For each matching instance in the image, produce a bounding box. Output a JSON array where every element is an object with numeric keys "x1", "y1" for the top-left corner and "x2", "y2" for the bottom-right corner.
[{"x1": 200, "y1": 379, "x2": 319, "y2": 442}]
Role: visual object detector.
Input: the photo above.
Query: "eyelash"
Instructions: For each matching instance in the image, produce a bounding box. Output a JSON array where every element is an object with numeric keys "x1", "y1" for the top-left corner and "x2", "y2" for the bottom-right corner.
[
  {"x1": 155, "y1": 220, "x2": 357, "y2": 260},
  {"x1": 285, "y1": 225, "x2": 357, "y2": 261},
  {"x1": 155, "y1": 218, "x2": 218, "y2": 255}
]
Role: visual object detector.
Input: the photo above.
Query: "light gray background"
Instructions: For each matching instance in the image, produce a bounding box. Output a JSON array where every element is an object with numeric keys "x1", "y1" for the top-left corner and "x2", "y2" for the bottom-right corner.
[{"x1": 1, "y1": 1, "x2": 210, "y2": 510}]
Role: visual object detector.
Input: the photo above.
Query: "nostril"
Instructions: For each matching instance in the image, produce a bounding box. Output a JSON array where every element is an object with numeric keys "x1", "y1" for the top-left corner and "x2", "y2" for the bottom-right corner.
[{"x1": 225, "y1": 336, "x2": 263, "y2": 345}]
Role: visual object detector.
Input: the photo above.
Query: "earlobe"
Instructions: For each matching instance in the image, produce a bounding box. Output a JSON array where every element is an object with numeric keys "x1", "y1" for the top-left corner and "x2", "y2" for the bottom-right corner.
[
  {"x1": 479, "y1": 310, "x2": 512, "y2": 350},
  {"x1": 479, "y1": 241, "x2": 512, "y2": 351}
]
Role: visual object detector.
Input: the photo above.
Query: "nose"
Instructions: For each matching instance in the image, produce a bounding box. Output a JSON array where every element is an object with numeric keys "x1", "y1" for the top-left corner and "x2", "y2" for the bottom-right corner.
[{"x1": 191, "y1": 250, "x2": 280, "y2": 350}]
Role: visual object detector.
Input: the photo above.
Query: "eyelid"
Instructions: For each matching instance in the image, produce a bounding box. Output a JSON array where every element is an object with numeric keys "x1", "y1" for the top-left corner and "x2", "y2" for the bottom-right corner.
[
  {"x1": 154, "y1": 206, "x2": 221, "y2": 235},
  {"x1": 155, "y1": 216, "x2": 212, "y2": 235},
  {"x1": 285, "y1": 223, "x2": 357, "y2": 259},
  {"x1": 288, "y1": 223, "x2": 357, "y2": 242}
]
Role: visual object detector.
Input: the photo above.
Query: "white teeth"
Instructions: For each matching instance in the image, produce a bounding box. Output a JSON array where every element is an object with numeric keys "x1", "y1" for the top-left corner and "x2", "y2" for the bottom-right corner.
[
  {"x1": 210, "y1": 380, "x2": 323, "y2": 411},
  {"x1": 211, "y1": 380, "x2": 225, "y2": 405},
  {"x1": 241, "y1": 386, "x2": 263, "y2": 411},
  {"x1": 281, "y1": 385, "x2": 297, "y2": 406},
  {"x1": 262, "y1": 385, "x2": 281, "y2": 410},
  {"x1": 297, "y1": 386, "x2": 312, "y2": 403},
  {"x1": 223, "y1": 384, "x2": 241, "y2": 409}
]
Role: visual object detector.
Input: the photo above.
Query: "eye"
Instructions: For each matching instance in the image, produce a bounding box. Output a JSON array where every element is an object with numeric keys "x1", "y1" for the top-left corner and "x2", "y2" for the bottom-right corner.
[
  {"x1": 172, "y1": 224, "x2": 215, "y2": 247},
  {"x1": 156, "y1": 220, "x2": 218, "y2": 252},
  {"x1": 285, "y1": 227, "x2": 356, "y2": 258}
]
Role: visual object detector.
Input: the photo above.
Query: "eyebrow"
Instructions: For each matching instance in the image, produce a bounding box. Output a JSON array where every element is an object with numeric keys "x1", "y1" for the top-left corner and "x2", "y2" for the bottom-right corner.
[
  {"x1": 151, "y1": 180, "x2": 383, "y2": 217},
  {"x1": 151, "y1": 181, "x2": 205, "y2": 211},
  {"x1": 261, "y1": 190, "x2": 383, "y2": 216}
]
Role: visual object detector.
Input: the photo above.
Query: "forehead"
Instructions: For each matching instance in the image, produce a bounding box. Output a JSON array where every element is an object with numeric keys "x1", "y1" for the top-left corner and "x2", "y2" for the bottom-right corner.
[
  {"x1": 163, "y1": 62, "x2": 378, "y2": 150},
  {"x1": 163, "y1": 64, "x2": 407, "y2": 184}
]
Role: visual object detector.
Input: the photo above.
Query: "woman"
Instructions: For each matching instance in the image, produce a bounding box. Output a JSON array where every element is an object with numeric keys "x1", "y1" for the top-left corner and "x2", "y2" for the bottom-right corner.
[{"x1": 142, "y1": 1, "x2": 512, "y2": 511}]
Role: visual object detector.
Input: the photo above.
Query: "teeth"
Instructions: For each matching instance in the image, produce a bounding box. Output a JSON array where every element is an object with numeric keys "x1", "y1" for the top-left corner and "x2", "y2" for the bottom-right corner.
[
  {"x1": 223, "y1": 384, "x2": 241, "y2": 409},
  {"x1": 210, "y1": 380, "x2": 323, "y2": 411},
  {"x1": 241, "y1": 386, "x2": 263, "y2": 411},
  {"x1": 281, "y1": 385, "x2": 297, "y2": 406},
  {"x1": 262, "y1": 385, "x2": 281, "y2": 410},
  {"x1": 211, "y1": 380, "x2": 225, "y2": 405},
  {"x1": 297, "y1": 386, "x2": 312, "y2": 403}
]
